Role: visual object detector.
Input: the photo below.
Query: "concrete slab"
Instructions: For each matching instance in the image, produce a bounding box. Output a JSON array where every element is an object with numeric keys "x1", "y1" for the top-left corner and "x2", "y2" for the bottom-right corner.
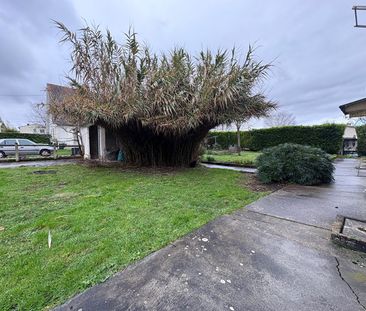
[
  {"x1": 55, "y1": 213, "x2": 366, "y2": 311},
  {"x1": 331, "y1": 215, "x2": 366, "y2": 254},
  {"x1": 344, "y1": 219, "x2": 366, "y2": 243},
  {"x1": 247, "y1": 159, "x2": 366, "y2": 230}
]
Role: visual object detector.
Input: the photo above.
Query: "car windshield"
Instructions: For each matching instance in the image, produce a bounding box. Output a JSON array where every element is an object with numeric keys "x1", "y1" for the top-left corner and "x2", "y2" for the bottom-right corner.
[{"x1": 18, "y1": 139, "x2": 35, "y2": 145}]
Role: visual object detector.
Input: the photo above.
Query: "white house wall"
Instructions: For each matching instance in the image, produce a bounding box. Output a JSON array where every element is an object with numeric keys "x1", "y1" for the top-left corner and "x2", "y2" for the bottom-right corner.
[
  {"x1": 49, "y1": 124, "x2": 78, "y2": 145},
  {"x1": 98, "y1": 126, "x2": 106, "y2": 160},
  {"x1": 19, "y1": 124, "x2": 46, "y2": 134},
  {"x1": 343, "y1": 126, "x2": 358, "y2": 139},
  {"x1": 80, "y1": 127, "x2": 90, "y2": 159}
]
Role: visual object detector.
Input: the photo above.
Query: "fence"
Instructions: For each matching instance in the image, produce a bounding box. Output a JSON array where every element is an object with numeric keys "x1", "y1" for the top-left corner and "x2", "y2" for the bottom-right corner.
[{"x1": 0, "y1": 142, "x2": 81, "y2": 162}]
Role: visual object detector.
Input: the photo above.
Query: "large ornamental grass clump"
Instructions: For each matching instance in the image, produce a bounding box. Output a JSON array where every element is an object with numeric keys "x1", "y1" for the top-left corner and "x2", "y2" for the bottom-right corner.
[
  {"x1": 256, "y1": 143, "x2": 334, "y2": 185},
  {"x1": 50, "y1": 22, "x2": 276, "y2": 167}
]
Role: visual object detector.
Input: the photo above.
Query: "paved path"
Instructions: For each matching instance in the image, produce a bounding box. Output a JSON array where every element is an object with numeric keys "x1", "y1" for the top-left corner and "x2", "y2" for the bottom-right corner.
[
  {"x1": 56, "y1": 159, "x2": 366, "y2": 311},
  {"x1": 201, "y1": 163, "x2": 257, "y2": 173},
  {"x1": 0, "y1": 158, "x2": 79, "y2": 169},
  {"x1": 247, "y1": 159, "x2": 366, "y2": 229}
]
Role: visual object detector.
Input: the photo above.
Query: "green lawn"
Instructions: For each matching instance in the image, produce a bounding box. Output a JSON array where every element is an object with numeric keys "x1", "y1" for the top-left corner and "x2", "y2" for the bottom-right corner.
[
  {"x1": 201, "y1": 151, "x2": 261, "y2": 166},
  {"x1": 0, "y1": 164, "x2": 265, "y2": 310},
  {"x1": 56, "y1": 148, "x2": 72, "y2": 157}
]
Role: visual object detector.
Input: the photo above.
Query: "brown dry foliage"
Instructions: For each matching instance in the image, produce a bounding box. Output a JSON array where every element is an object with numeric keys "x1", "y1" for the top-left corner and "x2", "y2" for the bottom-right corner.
[{"x1": 51, "y1": 22, "x2": 276, "y2": 135}]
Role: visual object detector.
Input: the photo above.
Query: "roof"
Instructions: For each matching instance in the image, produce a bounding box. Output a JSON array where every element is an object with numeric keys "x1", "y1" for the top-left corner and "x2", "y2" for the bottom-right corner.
[
  {"x1": 46, "y1": 83, "x2": 75, "y2": 104},
  {"x1": 343, "y1": 126, "x2": 357, "y2": 139},
  {"x1": 339, "y1": 98, "x2": 366, "y2": 117},
  {"x1": 19, "y1": 123, "x2": 45, "y2": 128}
]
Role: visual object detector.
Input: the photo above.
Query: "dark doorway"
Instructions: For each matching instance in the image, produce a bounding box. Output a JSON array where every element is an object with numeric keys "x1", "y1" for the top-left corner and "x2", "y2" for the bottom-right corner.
[
  {"x1": 89, "y1": 125, "x2": 99, "y2": 159},
  {"x1": 106, "y1": 128, "x2": 118, "y2": 151}
]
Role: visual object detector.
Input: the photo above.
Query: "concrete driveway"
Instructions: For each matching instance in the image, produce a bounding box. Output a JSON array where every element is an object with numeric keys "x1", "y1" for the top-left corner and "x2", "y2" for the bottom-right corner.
[
  {"x1": 0, "y1": 158, "x2": 79, "y2": 169},
  {"x1": 56, "y1": 159, "x2": 366, "y2": 311},
  {"x1": 247, "y1": 159, "x2": 366, "y2": 229}
]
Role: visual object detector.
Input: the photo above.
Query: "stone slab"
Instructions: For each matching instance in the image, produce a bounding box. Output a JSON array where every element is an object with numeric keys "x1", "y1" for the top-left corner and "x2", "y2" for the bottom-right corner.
[{"x1": 343, "y1": 218, "x2": 366, "y2": 243}]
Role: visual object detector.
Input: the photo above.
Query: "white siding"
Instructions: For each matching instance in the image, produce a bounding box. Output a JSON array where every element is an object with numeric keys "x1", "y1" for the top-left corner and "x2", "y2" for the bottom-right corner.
[
  {"x1": 49, "y1": 124, "x2": 78, "y2": 145},
  {"x1": 80, "y1": 127, "x2": 90, "y2": 159},
  {"x1": 98, "y1": 126, "x2": 106, "y2": 160},
  {"x1": 19, "y1": 124, "x2": 46, "y2": 134}
]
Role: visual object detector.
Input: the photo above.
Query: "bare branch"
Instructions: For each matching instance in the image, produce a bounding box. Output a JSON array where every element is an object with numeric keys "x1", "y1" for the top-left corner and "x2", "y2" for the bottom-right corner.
[
  {"x1": 265, "y1": 111, "x2": 296, "y2": 127},
  {"x1": 29, "y1": 102, "x2": 48, "y2": 127}
]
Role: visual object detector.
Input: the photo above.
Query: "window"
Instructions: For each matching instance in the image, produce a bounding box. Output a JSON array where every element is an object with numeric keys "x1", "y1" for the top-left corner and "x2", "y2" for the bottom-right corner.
[
  {"x1": 40, "y1": 129, "x2": 45, "y2": 134},
  {"x1": 4, "y1": 139, "x2": 17, "y2": 145},
  {"x1": 18, "y1": 139, "x2": 35, "y2": 146}
]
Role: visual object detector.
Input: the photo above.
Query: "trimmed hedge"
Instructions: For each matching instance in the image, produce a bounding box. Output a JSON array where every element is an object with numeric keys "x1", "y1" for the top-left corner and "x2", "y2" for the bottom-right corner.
[
  {"x1": 0, "y1": 133, "x2": 51, "y2": 144},
  {"x1": 209, "y1": 124, "x2": 345, "y2": 154},
  {"x1": 356, "y1": 125, "x2": 366, "y2": 156},
  {"x1": 257, "y1": 143, "x2": 334, "y2": 185}
]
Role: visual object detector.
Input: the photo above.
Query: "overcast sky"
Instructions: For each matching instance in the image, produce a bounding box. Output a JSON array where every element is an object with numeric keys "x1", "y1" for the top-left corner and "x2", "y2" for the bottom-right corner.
[{"x1": 1, "y1": 0, "x2": 366, "y2": 129}]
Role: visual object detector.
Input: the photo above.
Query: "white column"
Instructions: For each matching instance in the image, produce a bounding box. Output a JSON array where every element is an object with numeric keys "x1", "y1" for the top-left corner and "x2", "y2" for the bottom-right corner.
[
  {"x1": 80, "y1": 127, "x2": 90, "y2": 159},
  {"x1": 98, "y1": 126, "x2": 106, "y2": 160}
]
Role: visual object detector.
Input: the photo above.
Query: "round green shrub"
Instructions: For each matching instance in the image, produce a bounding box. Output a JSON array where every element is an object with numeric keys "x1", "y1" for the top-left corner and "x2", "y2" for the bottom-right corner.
[{"x1": 256, "y1": 143, "x2": 334, "y2": 185}]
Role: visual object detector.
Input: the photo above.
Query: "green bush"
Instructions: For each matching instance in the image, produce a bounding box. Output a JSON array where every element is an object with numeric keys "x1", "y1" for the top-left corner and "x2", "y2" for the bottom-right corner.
[
  {"x1": 208, "y1": 124, "x2": 345, "y2": 154},
  {"x1": 356, "y1": 125, "x2": 366, "y2": 156},
  {"x1": 256, "y1": 143, "x2": 334, "y2": 185},
  {"x1": 0, "y1": 133, "x2": 51, "y2": 144}
]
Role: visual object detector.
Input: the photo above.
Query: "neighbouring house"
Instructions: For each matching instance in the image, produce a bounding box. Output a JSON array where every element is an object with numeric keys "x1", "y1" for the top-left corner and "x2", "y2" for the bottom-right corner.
[
  {"x1": 19, "y1": 123, "x2": 46, "y2": 134},
  {"x1": 342, "y1": 126, "x2": 358, "y2": 155},
  {"x1": 46, "y1": 83, "x2": 119, "y2": 160},
  {"x1": 46, "y1": 84, "x2": 80, "y2": 146},
  {"x1": 339, "y1": 98, "x2": 366, "y2": 155},
  {"x1": 339, "y1": 97, "x2": 366, "y2": 118}
]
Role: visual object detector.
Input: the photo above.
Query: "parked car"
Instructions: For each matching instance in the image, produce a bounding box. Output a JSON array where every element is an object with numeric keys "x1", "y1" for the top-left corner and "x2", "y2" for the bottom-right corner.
[{"x1": 0, "y1": 138, "x2": 54, "y2": 158}]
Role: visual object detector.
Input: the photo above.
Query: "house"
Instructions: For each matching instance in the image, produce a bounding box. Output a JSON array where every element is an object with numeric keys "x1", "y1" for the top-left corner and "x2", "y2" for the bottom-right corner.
[
  {"x1": 46, "y1": 83, "x2": 119, "y2": 160},
  {"x1": 19, "y1": 123, "x2": 46, "y2": 134},
  {"x1": 339, "y1": 97, "x2": 366, "y2": 118},
  {"x1": 339, "y1": 98, "x2": 366, "y2": 155},
  {"x1": 342, "y1": 126, "x2": 357, "y2": 155},
  {"x1": 46, "y1": 84, "x2": 80, "y2": 146}
]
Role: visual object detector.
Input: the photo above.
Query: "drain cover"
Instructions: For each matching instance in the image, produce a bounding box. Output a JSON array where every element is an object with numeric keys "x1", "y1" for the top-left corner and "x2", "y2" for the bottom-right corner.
[
  {"x1": 32, "y1": 170, "x2": 57, "y2": 175},
  {"x1": 331, "y1": 215, "x2": 366, "y2": 253}
]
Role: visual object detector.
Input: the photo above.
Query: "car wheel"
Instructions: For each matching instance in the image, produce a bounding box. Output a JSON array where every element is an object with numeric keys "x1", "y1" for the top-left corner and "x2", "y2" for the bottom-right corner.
[
  {"x1": 40, "y1": 149, "x2": 51, "y2": 157},
  {"x1": 0, "y1": 151, "x2": 6, "y2": 158}
]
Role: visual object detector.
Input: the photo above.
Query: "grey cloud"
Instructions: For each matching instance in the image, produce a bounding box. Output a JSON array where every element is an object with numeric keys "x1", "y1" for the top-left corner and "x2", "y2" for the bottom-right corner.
[
  {"x1": 1, "y1": 0, "x2": 366, "y2": 127},
  {"x1": 0, "y1": 0, "x2": 80, "y2": 126}
]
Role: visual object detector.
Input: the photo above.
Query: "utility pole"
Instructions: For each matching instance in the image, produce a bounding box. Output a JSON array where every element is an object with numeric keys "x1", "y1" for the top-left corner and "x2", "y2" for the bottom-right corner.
[{"x1": 353, "y1": 5, "x2": 366, "y2": 27}]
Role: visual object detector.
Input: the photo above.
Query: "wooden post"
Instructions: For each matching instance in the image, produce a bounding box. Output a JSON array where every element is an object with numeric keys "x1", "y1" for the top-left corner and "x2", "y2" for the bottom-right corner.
[
  {"x1": 15, "y1": 143, "x2": 19, "y2": 162},
  {"x1": 53, "y1": 143, "x2": 57, "y2": 159}
]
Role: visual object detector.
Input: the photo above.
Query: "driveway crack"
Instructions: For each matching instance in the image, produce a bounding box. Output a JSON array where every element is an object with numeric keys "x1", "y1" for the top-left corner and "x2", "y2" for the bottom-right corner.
[{"x1": 334, "y1": 257, "x2": 366, "y2": 310}]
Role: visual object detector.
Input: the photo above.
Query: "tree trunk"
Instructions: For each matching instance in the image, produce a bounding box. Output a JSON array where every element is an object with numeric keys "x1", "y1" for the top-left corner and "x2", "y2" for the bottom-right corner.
[
  {"x1": 236, "y1": 124, "x2": 241, "y2": 156},
  {"x1": 111, "y1": 120, "x2": 211, "y2": 167}
]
